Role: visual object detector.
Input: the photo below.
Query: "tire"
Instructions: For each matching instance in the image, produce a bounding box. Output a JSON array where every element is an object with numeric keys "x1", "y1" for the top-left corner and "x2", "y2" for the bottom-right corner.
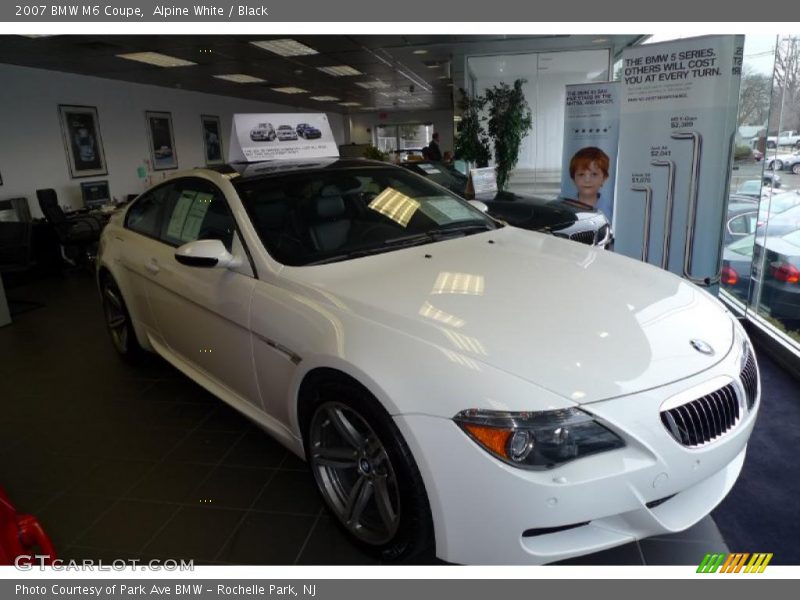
[
  {"x1": 792, "y1": 163, "x2": 800, "y2": 176},
  {"x1": 100, "y1": 275, "x2": 145, "y2": 363},
  {"x1": 767, "y1": 141, "x2": 776, "y2": 149},
  {"x1": 773, "y1": 159, "x2": 784, "y2": 171},
  {"x1": 304, "y1": 381, "x2": 434, "y2": 562}
]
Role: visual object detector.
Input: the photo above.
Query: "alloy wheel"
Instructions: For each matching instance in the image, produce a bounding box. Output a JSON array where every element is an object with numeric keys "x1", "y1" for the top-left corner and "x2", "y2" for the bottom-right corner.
[
  {"x1": 309, "y1": 401, "x2": 401, "y2": 545},
  {"x1": 103, "y1": 285, "x2": 129, "y2": 354}
]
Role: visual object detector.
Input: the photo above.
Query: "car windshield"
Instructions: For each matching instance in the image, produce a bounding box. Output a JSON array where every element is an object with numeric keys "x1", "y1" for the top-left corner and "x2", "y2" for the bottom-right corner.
[
  {"x1": 235, "y1": 166, "x2": 499, "y2": 266},
  {"x1": 413, "y1": 162, "x2": 468, "y2": 192},
  {"x1": 762, "y1": 192, "x2": 800, "y2": 215},
  {"x1": 728, "y1": 234, "x2": 755, "y2": 257},
  {"x1": 737, "y1": 180, "x2": 762, "y2": 195}
]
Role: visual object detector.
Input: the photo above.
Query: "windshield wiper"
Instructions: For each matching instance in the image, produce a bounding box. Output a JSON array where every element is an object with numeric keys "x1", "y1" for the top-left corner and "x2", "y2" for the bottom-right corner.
[
  {"x1": 306, "y1": 236, "x2": 436, "y2": 265},
  {"x1": 434, "y1": 223, "x2": 495, "y2": 236},
  {"x1": 306, "y1": 225, "x2": 494, "y2": 266}
]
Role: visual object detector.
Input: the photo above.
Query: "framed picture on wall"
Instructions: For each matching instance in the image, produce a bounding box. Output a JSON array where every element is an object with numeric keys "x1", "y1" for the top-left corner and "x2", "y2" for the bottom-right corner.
[
  {"x1": 201, "y1": 115, "x2": 224, "y2": 165},
  {"x1": 58, "y1": 104, "x2": 108, "y2": 178},
  {"x1": 145, "y1": 110, "x2": 178, "y2": 171}
]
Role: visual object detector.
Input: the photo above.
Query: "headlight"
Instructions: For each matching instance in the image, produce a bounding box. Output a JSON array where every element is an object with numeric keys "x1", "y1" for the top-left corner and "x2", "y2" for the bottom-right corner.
[{"x1": 453, "y1": 408, "x2": 624, "y2": 470}]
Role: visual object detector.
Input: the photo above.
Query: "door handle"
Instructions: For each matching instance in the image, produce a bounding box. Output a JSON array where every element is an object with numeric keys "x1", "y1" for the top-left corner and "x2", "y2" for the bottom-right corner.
[{"x1": 145, "y1": 258, "x2": 160, "y2": 275}]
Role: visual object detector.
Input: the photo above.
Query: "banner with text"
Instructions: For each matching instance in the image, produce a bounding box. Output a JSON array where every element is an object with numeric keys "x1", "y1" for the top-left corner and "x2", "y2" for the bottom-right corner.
[
  {"x1": 229, "y1": 113, "x2": 338, "y2": 162},
  {"x1": 615, "y1": 35, "x2": 743, "y2": 288},
  {"x1": 560, "y1": 81, "x2": 621, "y2": 225}
]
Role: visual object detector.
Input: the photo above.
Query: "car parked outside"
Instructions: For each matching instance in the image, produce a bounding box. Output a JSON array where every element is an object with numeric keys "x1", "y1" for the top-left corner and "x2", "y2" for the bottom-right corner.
[
  {"x1": 402, "y1": 160, "x2": 611, "y2": 247},
  {"x1": 277, "y1": 125, "x2": 298, "y2": 141},
  {"x1": 764, "y1": 149, "x2": 800, "y2": 172},
  {"x1": 721, "y1": 233, "x2": 756, "y2": 299},
  {"x1": 250, "y1": 123, "x2": 276, "y2": 142},
  {"x1": 725, "y1": 191, "x2": 800, "y2": 244},
  {"x1": 96, "y1": 158, "x2": 759, "y2": 565},
  {"x1": 735, "y1": 175, "x2": 782, "y2": 198},
  {"x1": 752, "y1": 230, "x2": 800, "y2": 323}
]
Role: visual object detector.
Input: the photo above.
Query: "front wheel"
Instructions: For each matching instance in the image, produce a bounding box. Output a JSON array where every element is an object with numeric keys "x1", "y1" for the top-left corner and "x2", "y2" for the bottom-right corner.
[
  {"x1": 792, "y1": 163, "x2": 800, "y2": 175},
  {"x1": 305, "y1": 383, "x2": 434, "y2": 562}
]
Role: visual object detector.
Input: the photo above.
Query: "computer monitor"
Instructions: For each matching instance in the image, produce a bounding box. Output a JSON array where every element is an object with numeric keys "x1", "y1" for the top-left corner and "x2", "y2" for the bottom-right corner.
[{"x1": 80, "y1": 180, "x2": 111, "y2": 210}]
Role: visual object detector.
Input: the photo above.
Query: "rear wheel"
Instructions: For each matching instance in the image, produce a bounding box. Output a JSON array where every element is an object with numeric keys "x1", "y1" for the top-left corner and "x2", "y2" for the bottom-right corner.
[
  {"x1": 101, "y1": 276, "x2": 144, "y2": 362},
  {"x1": 792, "y1": 163, "x2": 800, "y2": 175},
  {"x1": 305, "y1": 381, "x2": 434, "y2": 562}
]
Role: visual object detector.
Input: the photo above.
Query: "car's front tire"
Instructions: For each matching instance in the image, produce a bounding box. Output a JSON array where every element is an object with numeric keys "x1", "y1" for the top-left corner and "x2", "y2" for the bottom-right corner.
[
  {"x1": 100, "y1": 275, "x2": 144, "y2": 363},
  {"x1": 304, "y1": 381, "x2": 434, "y2": 562}
]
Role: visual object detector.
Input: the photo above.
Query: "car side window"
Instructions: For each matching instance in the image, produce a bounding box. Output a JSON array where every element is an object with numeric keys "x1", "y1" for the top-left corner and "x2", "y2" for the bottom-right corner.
[
  {"x1": 125, "y1": 184, "x2": 174, "y2": 238},
  {"x1": 728, "y1": 213, "x2": 757, "y2": 235},
  {"x1": 160, "y1": 178, "x2": 236, "y2": 251}
]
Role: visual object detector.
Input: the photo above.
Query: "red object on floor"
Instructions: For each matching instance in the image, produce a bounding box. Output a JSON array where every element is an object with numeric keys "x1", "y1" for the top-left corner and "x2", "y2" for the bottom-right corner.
[{"x1": 0, "y1": 487, "x2": 56, "y2": 565}]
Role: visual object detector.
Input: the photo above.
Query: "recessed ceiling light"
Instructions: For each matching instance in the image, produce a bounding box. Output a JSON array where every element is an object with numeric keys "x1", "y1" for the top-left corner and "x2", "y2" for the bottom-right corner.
[
  {"x1": 355, "y1": 81, "x2": 390, "y2": 89},
  {"x1": 438, "y1": 75, "x2": 450, "y2": 80},
  {"x1": 20, "y1": 34, "x2": 55, "y2": 38},
  {"x1": 250, "y1": 39, "x2": 318, "y2": 57},
  {"x1": 338, "y1": 102, "x2": 362, "y2": 107},
  {"x1": 413, "y1": 49, "x2": 428, "y2": 55},
  {"x1": 213, "y1": 74, "x2": 266, "y2": 83},
  {"x1": 117, "y1": 52, "x2": 197, "y2": 68},
  {"x1": 380, "y1": 90, "x2": 411, "y2": 98},
  {"x1": 426, "y1": 64, "x2": 441, "y2": 69},
  {"x1": 271, "y1": 86, "x2": 308, "y2": 94},
  {"x1": 593, "y1": 38, "x2": 609, "y2": 44},
  {"x1": 317, "y1": 65, "x2": 362, "y2": 77},
  {"x1": 310, "y1": 96, "x2": 340, "y2": 102}
]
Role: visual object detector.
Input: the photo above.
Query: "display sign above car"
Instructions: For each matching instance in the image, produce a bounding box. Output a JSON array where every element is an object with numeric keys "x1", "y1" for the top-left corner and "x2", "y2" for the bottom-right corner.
[{"x1": 228, "y1": 113, "x2": 338, "y2": 162}]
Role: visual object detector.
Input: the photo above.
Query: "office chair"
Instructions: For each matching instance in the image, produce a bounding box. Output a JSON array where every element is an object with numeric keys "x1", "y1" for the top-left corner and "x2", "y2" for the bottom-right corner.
[{"x1": 36, "y1": 188, "x2": 102, "y2": 266}]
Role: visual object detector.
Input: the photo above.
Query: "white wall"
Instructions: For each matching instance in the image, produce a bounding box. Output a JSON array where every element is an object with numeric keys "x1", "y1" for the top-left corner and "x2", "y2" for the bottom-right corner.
[
  {"x1": 347, "y1": 109, "x2": 454, "y2": 155},
  {"x1": 0, "y1": 63, "x2": 347, "y2": 217}
]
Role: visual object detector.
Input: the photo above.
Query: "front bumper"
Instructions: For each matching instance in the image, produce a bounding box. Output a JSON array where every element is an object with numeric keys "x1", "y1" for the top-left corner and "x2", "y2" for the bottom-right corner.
[{"x1": 395, "y1": 343, "x2": 759, "y2": 565}]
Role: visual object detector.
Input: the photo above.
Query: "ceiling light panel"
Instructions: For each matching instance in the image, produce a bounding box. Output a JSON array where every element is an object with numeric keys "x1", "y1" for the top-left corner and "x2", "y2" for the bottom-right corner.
[
  {"x1": 355, "y1": 81, "x2": 391, "y2": 89},
  {"x1": 271, "y1": 87, "x2": 308, "y2": 94},
  {"x1": 213, "y1": 74, "x2": 265, "y2": 83},
  {"x1": 338, "y1": 102, "x2": 361, "y2": 107},
  {"x1": 250, "y1": 39, "x2": 318, "y2": 57},
  {"x1": 310, "y1": 96, "x2": 340, "y2": 101},
  {"x1": 317, "y1": 65, "x2": 362, "y2": 77},
  {"x1": 117, "y1": 52, "x2": 197, "y2": 68}
]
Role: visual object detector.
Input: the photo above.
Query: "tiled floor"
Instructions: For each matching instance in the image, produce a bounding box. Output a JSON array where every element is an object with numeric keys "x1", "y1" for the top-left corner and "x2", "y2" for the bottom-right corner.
[{"x1": 0, "y1": 273, "x2": 729, "y2": 565}]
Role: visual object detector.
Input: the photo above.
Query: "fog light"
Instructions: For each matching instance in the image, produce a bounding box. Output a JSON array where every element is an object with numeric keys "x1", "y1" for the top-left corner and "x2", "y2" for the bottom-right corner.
[{"x1": 509, "y1": 430, "x2": 533, "y2": 462}]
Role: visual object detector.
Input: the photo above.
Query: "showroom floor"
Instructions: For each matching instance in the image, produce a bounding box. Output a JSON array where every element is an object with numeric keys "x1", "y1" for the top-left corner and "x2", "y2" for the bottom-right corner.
[{"x1": 0, "y1": 272, "x2": 740, "y2": 566}]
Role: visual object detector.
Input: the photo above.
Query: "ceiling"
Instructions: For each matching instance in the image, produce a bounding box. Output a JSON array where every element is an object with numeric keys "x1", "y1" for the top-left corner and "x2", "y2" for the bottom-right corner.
[{"x1": 0, "y1": 35, "x2": 644, "y2": 114}]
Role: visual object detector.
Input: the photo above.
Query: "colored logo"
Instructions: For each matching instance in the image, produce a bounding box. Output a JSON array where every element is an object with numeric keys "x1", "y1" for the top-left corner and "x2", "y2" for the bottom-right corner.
[{"x1": 697, "y1": 553, "x2": 773, "y2": 573}]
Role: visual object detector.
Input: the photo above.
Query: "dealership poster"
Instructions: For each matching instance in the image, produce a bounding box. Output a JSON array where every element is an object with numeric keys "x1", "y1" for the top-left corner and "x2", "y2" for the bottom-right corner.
[
  {"x1": 229, "y1": 113, "x2": 338, "y2": 161},
  {"x1": 560, "y1": 82, "x2": 620, "y2": 224},
  {"x1": 615, "y1": 35, "x2": 744, "y2": 288}
]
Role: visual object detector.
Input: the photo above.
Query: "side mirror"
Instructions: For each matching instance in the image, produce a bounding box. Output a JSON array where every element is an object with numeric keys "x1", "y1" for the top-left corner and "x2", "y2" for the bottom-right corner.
[
  {"x1": 175, "y1": 239, "x2": 242, "y2": 269},
  {"x1": 468, "y1": 200, "x2": 489, "y2": 213}
]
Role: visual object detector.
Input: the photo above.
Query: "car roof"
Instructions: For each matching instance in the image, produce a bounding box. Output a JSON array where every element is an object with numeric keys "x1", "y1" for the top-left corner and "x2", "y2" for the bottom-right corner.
[{"x1": 205, "y1": 158, "x2": 393, "y2": 182}]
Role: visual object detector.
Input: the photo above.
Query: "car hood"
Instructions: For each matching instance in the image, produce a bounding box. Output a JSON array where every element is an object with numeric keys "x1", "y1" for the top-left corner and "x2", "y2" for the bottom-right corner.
[{"x1": 291, "y1": 227, "x2": 733, "y2": 404}]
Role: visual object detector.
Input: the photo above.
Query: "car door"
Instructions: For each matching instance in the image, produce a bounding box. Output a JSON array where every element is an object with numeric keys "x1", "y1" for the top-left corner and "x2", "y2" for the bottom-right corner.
[
  {"x1": 143, "y1": 176, "x2": 261, "y2": 408},
  {"x1": 118, "y1": 182, "x2": 176, "y2": 347}
]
